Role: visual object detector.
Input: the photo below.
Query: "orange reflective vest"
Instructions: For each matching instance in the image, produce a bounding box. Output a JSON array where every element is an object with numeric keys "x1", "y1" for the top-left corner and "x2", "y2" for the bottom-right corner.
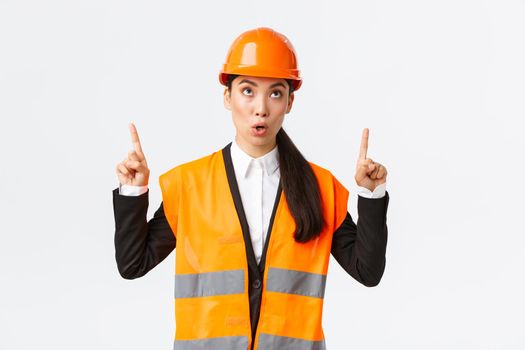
[{"x1": 159, "y1": 143, "x2": 349, "y2": 350}]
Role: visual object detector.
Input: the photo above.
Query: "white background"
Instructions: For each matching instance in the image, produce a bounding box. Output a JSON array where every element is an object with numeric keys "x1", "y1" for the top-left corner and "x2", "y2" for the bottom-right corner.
[{"x1": 1, "y1": 0, "x2": 524, "y2": 349}]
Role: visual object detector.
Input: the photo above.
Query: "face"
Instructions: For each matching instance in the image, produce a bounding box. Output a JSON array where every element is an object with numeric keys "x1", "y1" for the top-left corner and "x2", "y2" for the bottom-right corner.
[{"x1": 224, "y1": 75, "x2": 295, "y2": 158}]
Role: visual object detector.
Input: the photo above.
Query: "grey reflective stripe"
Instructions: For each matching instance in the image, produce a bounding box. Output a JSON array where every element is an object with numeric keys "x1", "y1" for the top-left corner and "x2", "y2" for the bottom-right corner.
[
  {"x1": 174, "y1": 335, "x2": 248, "y2": 350},
  {"x1": 175, "y1": 269, "x2": 244, "y2": 298},
  {"x1": 266, "y1": 267, "x2": 327, "y2": 298},
  {"x1": 257, "y1": 333, "x2": 326, "y2": 350}
]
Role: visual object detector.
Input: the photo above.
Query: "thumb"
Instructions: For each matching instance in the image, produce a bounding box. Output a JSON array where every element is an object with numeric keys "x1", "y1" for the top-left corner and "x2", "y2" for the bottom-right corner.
[
  {"x1": 125, "y1": 159, "x2": 148, "y2": 174},
  {"x1": 355, "y1": 158, "x2": 376, "y2": 180},
  {"x1": 355, "y1": 163, "x2": 370, "y2": 181}
]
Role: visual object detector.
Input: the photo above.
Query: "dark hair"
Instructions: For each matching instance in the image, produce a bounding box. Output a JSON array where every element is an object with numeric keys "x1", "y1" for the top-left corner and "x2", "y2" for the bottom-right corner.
[{"x1": 226, "y1": 74, "x2": 326, "y2": 243}]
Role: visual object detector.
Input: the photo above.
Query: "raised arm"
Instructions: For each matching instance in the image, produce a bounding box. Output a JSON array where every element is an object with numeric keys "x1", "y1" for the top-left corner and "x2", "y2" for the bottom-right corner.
[
  {"x1": 331, "y1": 128, "x2": 390, "y2": 286},
  {"x1": 331, "y1": 193, "x2": 389, "y2": 287},
  {"x1": 113, "y1": 190, "x2": 176, "y2": 279},
  {"x1": 112, "y1": 123, "x2": 175, "y2": 279}
]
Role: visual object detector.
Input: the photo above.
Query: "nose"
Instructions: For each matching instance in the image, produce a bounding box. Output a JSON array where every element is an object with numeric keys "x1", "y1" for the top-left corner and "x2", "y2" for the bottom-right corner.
[{"x1": 254, "y1": 95, "x2": 269, "y2": 117}]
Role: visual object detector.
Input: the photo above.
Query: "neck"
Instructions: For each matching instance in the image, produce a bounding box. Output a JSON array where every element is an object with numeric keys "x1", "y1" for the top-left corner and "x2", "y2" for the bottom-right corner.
[{"x1": 235, "y1": 135, "x2": 276, "y2": 158}]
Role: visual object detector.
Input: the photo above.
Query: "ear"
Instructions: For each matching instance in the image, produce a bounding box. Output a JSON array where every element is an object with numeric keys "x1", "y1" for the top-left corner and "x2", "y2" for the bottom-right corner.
[
  {"x1": 223, "y1": 88, "x2": 231, "y2": 111},
  {"x1": 285, "y1": 92, "x2": 295, "y2": 114}
]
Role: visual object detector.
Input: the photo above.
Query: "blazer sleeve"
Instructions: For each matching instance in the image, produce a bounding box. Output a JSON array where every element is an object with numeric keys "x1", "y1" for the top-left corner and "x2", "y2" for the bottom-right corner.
[
  {"x1": 112, "y1": 188, "x2": 176, "y2": 279},
  {"x1": 330, "y1": 191, "x2": 390, "y2": 287}
]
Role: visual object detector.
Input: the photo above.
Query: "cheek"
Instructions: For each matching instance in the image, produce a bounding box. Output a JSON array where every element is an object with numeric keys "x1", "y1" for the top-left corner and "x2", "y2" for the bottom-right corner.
[
  {"x1": 231, "y1": 101, "x2": 250, "y2": 130},
  {"x1": 270, "y1": 100, "x2": 288, "y2": 115},
  {"x1": 231, "y1": 96, "x2": 250, "y2": 114}
]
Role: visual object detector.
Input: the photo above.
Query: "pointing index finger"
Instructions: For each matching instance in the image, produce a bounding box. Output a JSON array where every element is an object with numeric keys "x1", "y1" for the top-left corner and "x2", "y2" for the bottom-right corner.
[
  {"x1": 129, "y1": 122, "x2": 144, "y2": 155},
  {"x1": 359, "y1": 128, "x2": 369, "y2": 159}
]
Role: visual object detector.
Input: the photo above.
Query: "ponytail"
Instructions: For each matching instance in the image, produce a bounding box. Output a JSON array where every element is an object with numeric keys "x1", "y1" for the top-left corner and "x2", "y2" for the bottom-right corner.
[{"x1": 276, "y1": 128, "x2": 326, "y2": 243}]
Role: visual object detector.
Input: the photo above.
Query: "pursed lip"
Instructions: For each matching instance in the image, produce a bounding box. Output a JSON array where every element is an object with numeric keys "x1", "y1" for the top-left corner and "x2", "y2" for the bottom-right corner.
[{"x1": 251, "y1": 122, "x2": 268, "y2": 128}]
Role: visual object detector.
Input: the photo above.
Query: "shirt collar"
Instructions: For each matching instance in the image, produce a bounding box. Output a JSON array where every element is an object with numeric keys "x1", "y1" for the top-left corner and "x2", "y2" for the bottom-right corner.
[{"x1": 230, "y1": 139, "x2": 280, "y2": 177}]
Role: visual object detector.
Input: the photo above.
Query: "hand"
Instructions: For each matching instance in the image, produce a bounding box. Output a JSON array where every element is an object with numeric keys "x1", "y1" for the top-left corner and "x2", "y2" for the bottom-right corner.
[
  {"x1": 115, "y1": 122, "x2": 150, "y2": 186},
  {"x1": 354, "y1": 128, "x2": 387, "y2": 192}
]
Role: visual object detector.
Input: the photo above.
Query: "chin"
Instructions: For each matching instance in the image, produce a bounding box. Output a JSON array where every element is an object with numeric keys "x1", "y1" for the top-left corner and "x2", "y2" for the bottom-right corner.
[
  {"x1": 253, "y1": 134, "x2": 273, "y2": 142},
  {"x1": 249, "y1": 139, "x2": 266, "y2": 146}
]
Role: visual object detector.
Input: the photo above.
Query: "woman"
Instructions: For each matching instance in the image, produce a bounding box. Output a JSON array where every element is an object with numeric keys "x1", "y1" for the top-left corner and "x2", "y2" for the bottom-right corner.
[{"x1": 113, "y1": 27, "x2": 389, "y2": 350}]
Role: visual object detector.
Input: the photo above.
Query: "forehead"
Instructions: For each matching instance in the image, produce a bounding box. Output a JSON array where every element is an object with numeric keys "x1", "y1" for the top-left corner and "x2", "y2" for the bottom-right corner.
[{"x1": 233, "y1": 75, "x2": 288, "y2": 88}]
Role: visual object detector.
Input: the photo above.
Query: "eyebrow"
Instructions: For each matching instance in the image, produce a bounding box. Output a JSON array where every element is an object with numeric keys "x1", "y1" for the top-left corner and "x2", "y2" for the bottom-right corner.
[{"x1": 238, "y1": 79, "x2": 286, "y2": 89}]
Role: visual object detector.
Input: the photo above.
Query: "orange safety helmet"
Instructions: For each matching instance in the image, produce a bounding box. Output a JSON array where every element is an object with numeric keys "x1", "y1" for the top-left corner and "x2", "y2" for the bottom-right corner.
[{"x1": 219, "y1": 27, "x2": 302, "y2": 91}]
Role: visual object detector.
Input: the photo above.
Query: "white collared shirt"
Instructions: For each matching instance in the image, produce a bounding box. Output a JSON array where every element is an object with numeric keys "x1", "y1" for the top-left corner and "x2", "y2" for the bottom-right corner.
[
  {"x1": 119, "y1": 140, "x2": 386, "y2": 264},
  {"x1": 229, "y1": 140, "x2": 281, "y2": 264}
]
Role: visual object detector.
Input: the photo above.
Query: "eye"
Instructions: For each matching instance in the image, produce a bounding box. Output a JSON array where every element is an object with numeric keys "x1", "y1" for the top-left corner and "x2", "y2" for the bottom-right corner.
[
  {"x1": 242, "y1": 87, "x2": 253, "y2": 96},
  {"x1": 270, "y1": 90, "x2": 282, "y2": 98}
]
